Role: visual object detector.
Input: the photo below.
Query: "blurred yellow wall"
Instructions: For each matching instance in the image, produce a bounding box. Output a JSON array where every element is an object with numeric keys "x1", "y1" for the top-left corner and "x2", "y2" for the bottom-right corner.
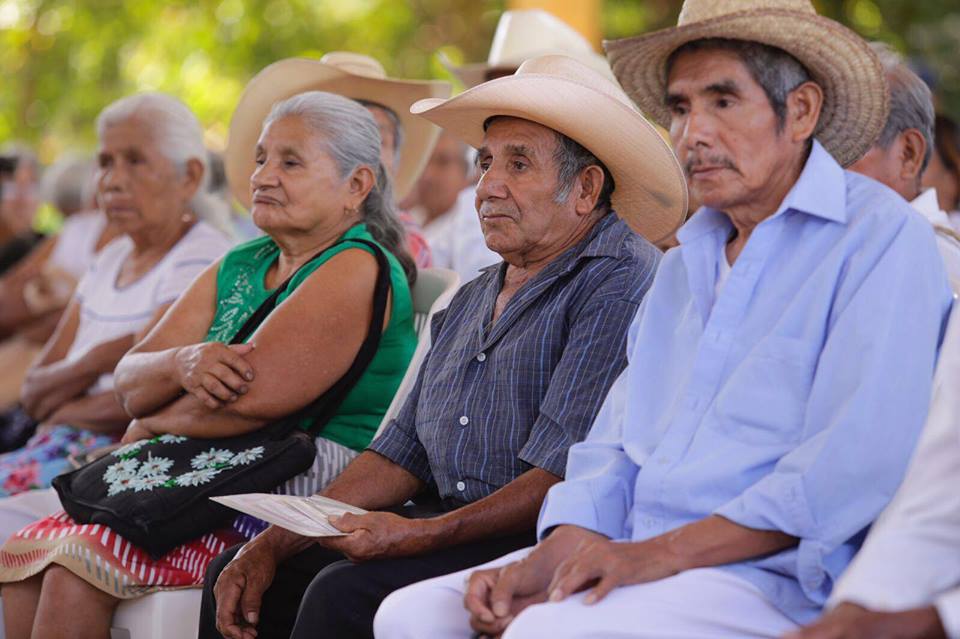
[{"x1": 506, "y1": 0, "x2": 602, "y2": 48}]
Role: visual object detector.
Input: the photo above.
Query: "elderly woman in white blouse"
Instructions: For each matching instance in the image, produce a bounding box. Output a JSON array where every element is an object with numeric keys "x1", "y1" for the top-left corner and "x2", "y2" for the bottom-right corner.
[{"x1": 0, "y1": 92, "x2": 233, "y2": 498}]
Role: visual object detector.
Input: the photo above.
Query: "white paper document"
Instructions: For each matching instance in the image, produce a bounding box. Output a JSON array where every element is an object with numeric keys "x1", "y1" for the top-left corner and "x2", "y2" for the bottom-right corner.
[{"x1": 211, "y1": 493, "x2": 368, "y2": 537}]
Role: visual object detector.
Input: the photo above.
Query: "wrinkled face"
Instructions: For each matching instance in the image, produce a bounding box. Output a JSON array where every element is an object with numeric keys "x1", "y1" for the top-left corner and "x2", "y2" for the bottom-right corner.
[
  {"x1": 250, "y1": 114, "x2": 353, "y2": 234},
  {"x1": 666, "y1": 48, "x2": 796, "y2": 212},
  {"x1": 475, "y1": 117, "x2": 578, "y2": 258},
  {"x1": 365, "y1": 105, "x2": 398, "y2": 179},
  {"x1": 416, "y1": 132, "x2": 470, "y2": 221},
  {"x1": 96, "y1": 115, "x2": 194, "y2": 238},
  {"x1": 850, "y1": 138, "x2": 914, "y2": 201}
]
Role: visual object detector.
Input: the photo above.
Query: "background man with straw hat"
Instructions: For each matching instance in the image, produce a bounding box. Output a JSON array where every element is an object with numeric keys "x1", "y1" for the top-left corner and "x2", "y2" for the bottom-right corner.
[
  {"x1": 202, "y1": 54, "x2": 681, "y2": 639},
  {"x1": 224, "y1": 51, "x2": 450, "y2": 268},
  {"x1": 375, "y1": 2, "x2": 953, "y2": 638}
]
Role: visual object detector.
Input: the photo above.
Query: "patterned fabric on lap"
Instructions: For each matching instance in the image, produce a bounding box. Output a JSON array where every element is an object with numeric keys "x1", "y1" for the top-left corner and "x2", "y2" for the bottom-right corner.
[
  {"x1": 0, "y1": 425, "x2": 117, "y2": 497},
  {"x1": 0, "y1": 511, "x2": 243, "y2": 597}
]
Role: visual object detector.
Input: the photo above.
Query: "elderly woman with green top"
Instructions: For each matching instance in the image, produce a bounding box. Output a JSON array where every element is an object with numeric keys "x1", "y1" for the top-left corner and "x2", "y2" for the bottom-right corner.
[{"x1": 0, "y1": 90, "x2": 417, "y2": 639}]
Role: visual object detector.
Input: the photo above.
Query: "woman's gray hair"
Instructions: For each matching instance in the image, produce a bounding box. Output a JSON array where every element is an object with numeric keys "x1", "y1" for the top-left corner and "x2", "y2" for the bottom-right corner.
[
  {"x1": 264, "y1": 90, "x2": 416, "y2": 284},
  {"x1": 96, "y1": 92, "x2": 236, "y2": 238},
  {"x1": 40, "y1": 152, "x2": 95, "y2": 215}
]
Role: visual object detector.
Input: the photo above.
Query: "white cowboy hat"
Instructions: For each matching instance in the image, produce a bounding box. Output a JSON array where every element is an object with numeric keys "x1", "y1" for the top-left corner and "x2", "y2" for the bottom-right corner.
[
  {"x1": 412, "y1": 55, "x2": 688, "y2": 243},
  {"x1": 604, "y1": 0, "x2": 888, "y2": 167},
  {"x1": 225, "y1": 52, "x2": 451, "y2": 207},
  {"x1": 441, "y1": 9, "x2": 614, "y2": 88}
]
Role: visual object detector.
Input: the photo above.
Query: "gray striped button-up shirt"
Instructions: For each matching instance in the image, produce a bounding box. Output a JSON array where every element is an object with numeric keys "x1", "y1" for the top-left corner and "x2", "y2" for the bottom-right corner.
[{"x1": 369, "y1": 212, "x2": 661, "y2": 507}]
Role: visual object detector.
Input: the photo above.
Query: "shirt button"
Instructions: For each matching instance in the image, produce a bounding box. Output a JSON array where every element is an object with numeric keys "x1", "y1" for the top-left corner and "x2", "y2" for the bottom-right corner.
[
  {"x1": 456, "y1": 481, "x2": 466, "y2": 492},
  {"x1": 656, "y1": 457, "x2": 670, "y2": 466},
  {"x1": 459, "y1": 416, "x2": 469, "y2": 426},
  {"x1": 476, "y1": 352, "x2": 486, "y2": 362}
]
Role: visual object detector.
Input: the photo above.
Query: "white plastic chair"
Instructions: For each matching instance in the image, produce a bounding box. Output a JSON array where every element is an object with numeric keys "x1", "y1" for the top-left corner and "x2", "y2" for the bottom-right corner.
[{"x1": 108, "y1": 267, "x2": 460, "y2": 639}]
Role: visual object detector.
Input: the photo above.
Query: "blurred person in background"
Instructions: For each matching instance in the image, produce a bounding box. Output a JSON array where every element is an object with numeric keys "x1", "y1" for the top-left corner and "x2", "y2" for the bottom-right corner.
[
  {"x1": 924, "y1": 114, "x2": 960, "y2": 227},
  {"x1": 225, "y1": 52, "x2": 451, "y2": 269},
  {"x1": 0, "y1": 92, "x2": 233, "y2": 498},
  {"x1": 0, "y1": 147, "x2": 43, "y2": 276},
  {"x1": 0, "y1": 153, "x2": 120, "y2": 438},
  {"x1": 403, "y1": 131, "x2": 498, "y2": 283},
  {"x1": 849, "y1": 43, "x2": 960, "y2": 289}
]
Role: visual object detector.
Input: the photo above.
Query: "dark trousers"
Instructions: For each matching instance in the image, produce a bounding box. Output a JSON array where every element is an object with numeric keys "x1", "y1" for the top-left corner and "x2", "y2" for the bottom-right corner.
[{"x1": 198, "y1": 530, "x2": 535, "y2": 639}]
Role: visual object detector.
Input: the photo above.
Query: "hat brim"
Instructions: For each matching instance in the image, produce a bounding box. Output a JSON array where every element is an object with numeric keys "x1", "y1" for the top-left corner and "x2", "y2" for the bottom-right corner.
[
  {"x1": 225, "y1": 58, "x2": 451, "y2": 208},
  {"x1": 412, "y1": 74, "x2": 688, "y2": 243},
  {"x1": 604, "y1": 9, "x2": 889, "y2": 167}
]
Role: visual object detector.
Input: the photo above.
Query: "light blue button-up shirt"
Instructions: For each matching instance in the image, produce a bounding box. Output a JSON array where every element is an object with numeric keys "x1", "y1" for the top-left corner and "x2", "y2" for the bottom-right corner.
[{"x1": 537, "y1": 141, "x2": 954, "y2": 624}]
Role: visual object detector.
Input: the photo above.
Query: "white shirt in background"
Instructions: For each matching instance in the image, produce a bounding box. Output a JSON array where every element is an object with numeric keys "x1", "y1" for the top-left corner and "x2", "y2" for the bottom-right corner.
[
  {"x1": 421, "y1": 187, "x2": 500, "y2": 286},
  {"x1": 47, "y1": 210, "x2": 109, "y2": 280},
  {"x1": 70, "y1": 221, "x2": 233, "y2": 395},
  {"x1": 913, "y1": 188, "x2": 960, "y2": 292}
]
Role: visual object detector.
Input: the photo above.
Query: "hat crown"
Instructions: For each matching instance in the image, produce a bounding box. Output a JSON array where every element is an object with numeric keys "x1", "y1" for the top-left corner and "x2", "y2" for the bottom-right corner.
[
  {"x1": 515, "y1": 55, "x2": 633, "y2": 109},
  {"x1": 317, "y1": 51, "x2": 387, "y2": 80},
  {"x1": 488, "y1": 9, "x2": 595, "y2": 66},
  {"x1": 678, "y1": 0, "x2": 815, "y2": 25}
]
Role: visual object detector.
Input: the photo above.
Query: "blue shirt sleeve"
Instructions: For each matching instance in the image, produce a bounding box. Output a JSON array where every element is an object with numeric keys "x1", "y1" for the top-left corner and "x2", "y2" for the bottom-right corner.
[
  {"x1": 536, "y1": 299, "x2": 648, "y2": 540},
  {"x1": 714, "y1": 215, "x2": 953, "y2": 601}
]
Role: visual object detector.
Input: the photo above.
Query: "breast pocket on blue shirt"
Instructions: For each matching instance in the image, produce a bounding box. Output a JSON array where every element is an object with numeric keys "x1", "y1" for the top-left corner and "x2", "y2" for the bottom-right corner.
[{"x1": 712, "y1": 336, "x2": 818, "y2": 445}]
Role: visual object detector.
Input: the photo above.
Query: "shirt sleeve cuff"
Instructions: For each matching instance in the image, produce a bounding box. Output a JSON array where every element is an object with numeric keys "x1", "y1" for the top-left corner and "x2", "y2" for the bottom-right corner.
[
  {"x1": 367, "y1": 420, "x2": 432, "y2": 484},
  {"x1": 536, "y1": 476, "x2": 629, "y2": 541},
  {"x1": 518, "y1": 415, "x2": 574, "y2": 478},
  {"x1": 936, "y1": 589, "x2": 960, "y2": 639}
]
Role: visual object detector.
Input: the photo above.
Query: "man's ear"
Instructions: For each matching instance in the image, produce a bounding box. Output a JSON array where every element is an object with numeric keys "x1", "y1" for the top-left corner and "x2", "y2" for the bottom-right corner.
[
  {"x1": 899, "y1": 128, "x2": 927, "y2": 183},
  {"x1": 573, "y1": 165, "x2": 605, "y2": 216},
  {"x1": 785, "y1": 81, "x2": 824, "y2": 144}
]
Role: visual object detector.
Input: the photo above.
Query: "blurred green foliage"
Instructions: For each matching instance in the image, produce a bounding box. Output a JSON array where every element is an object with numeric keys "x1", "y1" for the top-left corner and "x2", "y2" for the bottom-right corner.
[{"x1": 1, "y1": 0, "x2": 958, "y2": 161}]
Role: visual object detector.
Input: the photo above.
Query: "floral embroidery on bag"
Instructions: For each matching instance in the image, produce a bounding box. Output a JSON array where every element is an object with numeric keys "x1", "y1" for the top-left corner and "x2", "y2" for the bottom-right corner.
[{"x1": 102, "y1": 442, "x2": 266, "y2": 496}]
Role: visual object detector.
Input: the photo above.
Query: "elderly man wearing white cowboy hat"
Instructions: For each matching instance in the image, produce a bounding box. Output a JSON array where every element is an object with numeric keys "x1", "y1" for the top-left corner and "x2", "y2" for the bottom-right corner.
[
  {"x1": 225, "y1": 51, "x2": 449, "y2": 267},
  {"x1": 407, "y1": 9, "x2": 616, "y2": 287},
  {"x1": 373, "y1": 2, "x2": 954, "y2": 638},
  {"x1": 199, "y1": 55, "x2": 682, "y2": 639}
]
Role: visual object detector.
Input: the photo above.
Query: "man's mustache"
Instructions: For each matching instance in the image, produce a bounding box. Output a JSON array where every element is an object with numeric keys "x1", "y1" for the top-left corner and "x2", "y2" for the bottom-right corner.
[{"x1": 684, "y1": 155, "x2": 741, "y2": 177}]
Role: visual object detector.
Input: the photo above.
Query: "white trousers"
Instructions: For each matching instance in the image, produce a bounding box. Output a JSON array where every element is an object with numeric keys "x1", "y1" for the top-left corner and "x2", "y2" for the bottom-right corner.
[{"x1": 374, "y1": 547, "x2": 799, "y2": 639}]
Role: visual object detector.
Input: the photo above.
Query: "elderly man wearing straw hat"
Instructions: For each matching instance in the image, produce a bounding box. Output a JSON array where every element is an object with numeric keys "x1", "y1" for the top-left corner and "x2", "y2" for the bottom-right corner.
[
  {"x1": 224, "y1": 51, "x2": 448, "y2": 267},
  {"x1": 373, "y1": 2, "x2": 954, "y2": 638},
  {"x1": 200, "y1": 55, "x2": 682, "y2": 639}
]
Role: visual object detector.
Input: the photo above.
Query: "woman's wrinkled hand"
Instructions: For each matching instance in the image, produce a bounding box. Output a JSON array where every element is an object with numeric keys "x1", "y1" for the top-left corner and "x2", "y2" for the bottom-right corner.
[{"x1": 174, "y1": 342, "x2": 256, "y2": 409}]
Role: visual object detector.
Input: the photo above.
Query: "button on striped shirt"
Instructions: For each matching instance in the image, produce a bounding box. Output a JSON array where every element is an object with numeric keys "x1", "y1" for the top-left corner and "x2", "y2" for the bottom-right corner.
[{"x1": 369, "y1": 212, "x2": 661, "y2": 506}]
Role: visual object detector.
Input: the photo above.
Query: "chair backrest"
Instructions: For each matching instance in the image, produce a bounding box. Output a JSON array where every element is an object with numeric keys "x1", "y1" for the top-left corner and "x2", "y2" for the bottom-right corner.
[{"x1": 373, "y1": 268, "x2": 460, "y2": 439}]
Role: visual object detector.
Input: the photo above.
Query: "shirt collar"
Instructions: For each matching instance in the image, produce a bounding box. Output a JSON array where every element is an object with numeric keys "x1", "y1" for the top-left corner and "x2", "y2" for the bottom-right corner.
[
  {"x1": 912, "y1": 188, "x2": 951, "y2": 227},
  {"x1": 677, "y1": 140, "x2": 849, "y2": 244}
]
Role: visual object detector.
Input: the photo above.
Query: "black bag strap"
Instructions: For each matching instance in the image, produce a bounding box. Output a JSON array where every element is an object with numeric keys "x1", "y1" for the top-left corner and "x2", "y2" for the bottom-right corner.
[{"x1": 228, "y1": 238, "x2": 392, "y2": 435}]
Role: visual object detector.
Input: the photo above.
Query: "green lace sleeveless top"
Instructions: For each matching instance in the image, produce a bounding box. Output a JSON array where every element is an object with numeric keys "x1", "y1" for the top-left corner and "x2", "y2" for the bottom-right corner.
[{"x1": 205, "y1": 223, "x2": 416, "y2": 451}]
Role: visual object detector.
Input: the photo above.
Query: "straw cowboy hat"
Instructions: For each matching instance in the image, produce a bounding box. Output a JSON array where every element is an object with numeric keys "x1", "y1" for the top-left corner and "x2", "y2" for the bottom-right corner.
[
  {"x1": 605, "y1": 0, "x2": 888, "y2": 167},
  {"x1": 441, "y1": 9, "x2": 614, "y2": 88},
  {"x1": 225, "y1": 52, "x2": 451, "y2": 207},
  {"x1": 412, "y1": 55, "x2": 688, "y2": 243}
]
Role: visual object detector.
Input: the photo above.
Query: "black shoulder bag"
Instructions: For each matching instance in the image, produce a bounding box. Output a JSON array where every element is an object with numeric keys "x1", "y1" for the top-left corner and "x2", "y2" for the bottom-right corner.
[{"x1": 53, "y1": 239, "x2": 390, "y2": 558}]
